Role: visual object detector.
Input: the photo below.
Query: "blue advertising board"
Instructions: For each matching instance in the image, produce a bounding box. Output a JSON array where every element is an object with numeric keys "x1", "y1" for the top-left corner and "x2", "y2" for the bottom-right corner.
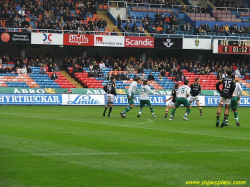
[
  {"x1": 205, "y1": 96, "x2": 250, "y2": 106},
  {"x1": 0, "y1": 94, "x2": 62, "y2": 105},
  {"x1": 111, "y1": 95, "x2": 167, "y2": 106}
]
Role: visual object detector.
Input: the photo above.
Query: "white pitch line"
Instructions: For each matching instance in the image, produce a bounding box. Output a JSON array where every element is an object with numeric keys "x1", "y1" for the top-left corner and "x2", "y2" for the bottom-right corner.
[
  {"x1": 0, "y1": 112, "x2": 250, "y2": 141},
  {"x1": 0, "y1": 149, "x2": 249, "y2": 157}
]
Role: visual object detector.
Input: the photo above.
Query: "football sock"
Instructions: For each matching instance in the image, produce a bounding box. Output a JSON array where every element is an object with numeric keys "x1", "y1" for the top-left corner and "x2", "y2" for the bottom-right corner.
[
  {"x1": 216, "y1": 113, "x2": 220, "y2": 121},
  {"x1": 103, "y1": 106, "x2": 108, "y2": 114},
  {"x1": 164, "y1": 111, "x2": 168, "y2": 117},
  {"x1": 150, "y1": 107, "x2": 154, "y2": 115},
  {"x1": 123, "y1": 106, "x2": 132, "y2": 113},
  {"x1": 108, "y1": 107, "x2": 112, "y2": 115},
  {"x1": 186, "y1": 108, "x2": 191, "y2": 115},
  {"x1": 234, "y1": 112, "x2": 239, "y2": 121},
  {"x1": 223, "y1": 114, "x2": 228, "y2": 121},
  {"x1": 199, "y1": 107, "x2": 202, "y2": 113},
  {"x1": 171, "y1": 108, "x2": 176, "y2": 116},
  {"x1": 139, "y1": 109, "x2": 142, "y2": 115}
]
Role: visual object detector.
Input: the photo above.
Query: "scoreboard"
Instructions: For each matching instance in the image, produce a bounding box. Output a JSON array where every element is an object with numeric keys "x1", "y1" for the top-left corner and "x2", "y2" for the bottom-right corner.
[{"x1": 213, "y1": 39, "x2": 250, "y2": 54}]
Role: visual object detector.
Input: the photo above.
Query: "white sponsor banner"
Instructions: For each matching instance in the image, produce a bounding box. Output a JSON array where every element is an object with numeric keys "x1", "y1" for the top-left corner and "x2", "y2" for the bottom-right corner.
[
  {"x1": 213, "y1": 39, "x2": 219, "y2": 53},
  {"x1": 62, "y1": 94, "x2": 105, "y2": 105},
  {"x1": 94, "y1": 35, "x2": 125, "y2": 47},
  {"x1": 183, "y1": 38, "x2": 212, "y2": 50},
  {"x1": 31, "y1": 33, "x2": 63, "y2": 45}
]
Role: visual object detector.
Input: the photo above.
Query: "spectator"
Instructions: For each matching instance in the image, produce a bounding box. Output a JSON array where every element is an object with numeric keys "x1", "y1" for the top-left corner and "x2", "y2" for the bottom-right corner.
[
  {"x1": 222, "y1": 71, "x2": 227, "y2": 78},
  {"x1": 53, "y1": 63, "x2": 60, "y2": 72},
  {"x1": 124, "y1": 23, "x2": 131, "y2": 32},
  {"x1": 158, "y1": 73, "x2": 163, "y2": 81},
  {"x1": 175, "y1": 74, "x2": 181, "y2": 81},
  {"x1": 161, "y1": 69, "x2": 166, "y2": 77},
  {"x1": 204, "y1": 23, "x2": 211, "y2": 32},
  {"x1": 181, "y1": 74, "x2": 186, "y2": 82},
  {"x1": 48, "y1": 64, "x2": 54, "y2": 72},
  {"x1": 98, "y1": 69, "x2": 104, "y2": 78},
  {"x1": 139, "y1": 73, "x2": 145, "y2": 81},
  {"x1": 40, "y1": 65, "x2": 47, "y2": 74},
  {"x1": 235, "y1": 68, "x2": 241, "y2": 77},
  {"x1": 51, "y1": 71, "x2": 58, "y2": 80},
  {"x1": 117, "y1": 14, "x2": 121, "y2": 29},
  {"x1": 213, "y1": 23, "x2": 219, "y2": 33},
  {"x1": 244, "y1": 73, "x2": 249, "y2": 80},
  {"x1": 88, "y1": 69, "x2": 94, "y2": 77},
  {"x1": 99, "y1": 61, "x2": 106, "y2": 69},
  {"x1": 148, "y1": 72, "x2": 155, "y2": 81},
  {"x1": 93, "y1": 69, "x2": 98, "y2": 78},
  {"x1": 27, "y1": 65, "x2": 32, "y2": 74}
]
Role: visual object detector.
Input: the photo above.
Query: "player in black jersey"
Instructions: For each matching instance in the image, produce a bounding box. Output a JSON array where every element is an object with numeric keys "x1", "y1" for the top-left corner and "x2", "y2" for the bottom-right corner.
[
  {"x1": 215, "y1": 70, "x2": 236, "y2": 127},
  {"x1": 103, "y1": 77, "x2": 116, "y2": 117},
  {"x1": 188, "y1": 78, "x2": 203, "y2": 116},
  {"x1": 163, "y1": 83, "x2": 179, "y2": 118}
]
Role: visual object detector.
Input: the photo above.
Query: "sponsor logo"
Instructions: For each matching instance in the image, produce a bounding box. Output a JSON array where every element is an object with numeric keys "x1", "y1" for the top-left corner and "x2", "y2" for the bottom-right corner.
[
  {"x1": 69, "y1": 34, "x2": 89, "y2": 45},
  {"x1": 43, "y1": 33, "x2": 52, "y2": 44},
  {"x1": 195, "y1": 39, "x2": 199, "y2": 47},
  {"x1": 125, "y1": 37, "x2": 153, "y2": 47},
  {"x1": 96, "y1": 37, "x2": 103, "y2": 44},
  {"x1": 67, "y1": 95, "x2": 101, "y2": 105},
  {"x1": 1, "y1": 33, "x2": 10, "y2": 42},
  {"x1": 163, "y1": 39, "x2": 174, "y2": 48}
]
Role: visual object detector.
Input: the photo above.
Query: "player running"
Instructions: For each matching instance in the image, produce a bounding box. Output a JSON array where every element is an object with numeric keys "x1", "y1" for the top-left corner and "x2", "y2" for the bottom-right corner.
[
  {"x1": 137, "y1": 79, "x2": 157, "y2": 118},
  {"x1": 228, "y1": 79, "x2": 242, "y2": 126},
  {"x1": 215, "y1": 70, "x2": 236, "y2": 128},
  {"x1": 169, "y1": 80, "x2": 192, "y2": 121},
  {"x1": 103, "y1": 77, "x2": 116, "y2": 117},
  {"x1": 188, "y1": 78, "x2": 203, "y2": 116},
  {"x1": 120, "y1": 77, "x2": 141, "y2": 118},
  {"x1": 163, "y1": 83, "x2": 179, "y2": 118}
]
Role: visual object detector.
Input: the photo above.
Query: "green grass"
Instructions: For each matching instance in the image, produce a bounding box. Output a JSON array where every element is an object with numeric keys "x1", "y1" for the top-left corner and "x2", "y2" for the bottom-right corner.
[{"x1": 0, "y1": 106, "x2": 249, "y2": 187}]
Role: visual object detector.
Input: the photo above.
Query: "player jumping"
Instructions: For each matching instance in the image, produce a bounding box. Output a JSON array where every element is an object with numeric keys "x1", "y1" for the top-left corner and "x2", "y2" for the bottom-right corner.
[
  {"x1": 169, "y1": 80, "x2": 192, "y2": 121},
  {"x1": 215, "y1": 70, "x2": 236, "y2": 128},
  {"x1": 188, "y1": 78, "x2": 203, "y2": 116},
  {"x1": 137, "y1": 79, "x2": 157, "y2": 118},
  {"x1": 103, "y1": 77, "x2": 116, "y2": 117},
  {"x1": 163, "y1": 83, "x2": 179, "y2": 118}
]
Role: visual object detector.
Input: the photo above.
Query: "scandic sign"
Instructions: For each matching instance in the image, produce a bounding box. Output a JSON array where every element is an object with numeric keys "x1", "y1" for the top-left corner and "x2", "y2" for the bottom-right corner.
[
  {"x1": 125, "y1": 36, "x2": 154, "y2": 48},
  {"x1": 63, "y1": 34, "x2": 94, "y2": 46}
]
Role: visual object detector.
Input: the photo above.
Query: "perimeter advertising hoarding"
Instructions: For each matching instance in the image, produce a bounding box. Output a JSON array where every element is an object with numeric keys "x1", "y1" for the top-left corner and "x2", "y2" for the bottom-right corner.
[
  {"x1": 205, "y1": 96, "x2": 250, "y2": 106},
  {"x1": 94, "y1": 35, "x2": 125, "y2": 47},
  {"x1": 124, "y1": 36, "x2": 154, "y2": 48},
  {"x1": 0, "y1": 32, "x2": 31, "y2": 43},
  {"x1": 63, "y1": 34, "x2": 94, "y2": 46},
  {"x1": 183, "y1": 38, "x2": 212, "y2": 50},
  {"x1": 0, "y1": 94, "x2": 62, "y2": 105},
  {"x1": 154, "y1": 38, "x2": 182, "y2": 49},
  {"x1": 62, "y1": 94, "x2": 105, "y2": 105},
  {"x1": 31, "y1": 33, "x2": 63, "y2": 45}
]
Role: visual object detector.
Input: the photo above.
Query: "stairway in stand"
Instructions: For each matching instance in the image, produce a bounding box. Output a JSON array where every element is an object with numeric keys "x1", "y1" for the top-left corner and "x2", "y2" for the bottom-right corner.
[
  {"x1": 97, "y1": 11, "x2": 123, "y2": 36},
  {"x1": 60, "y1": 71, "x2": 83, "y2": 88}
]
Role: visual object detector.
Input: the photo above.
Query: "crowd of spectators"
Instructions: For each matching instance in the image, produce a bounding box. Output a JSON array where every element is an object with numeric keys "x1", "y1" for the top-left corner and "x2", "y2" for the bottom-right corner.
[
  {"x1": 211, "y1": 0, "x2": 246, "y2": 8},
  {"x1": 63, "y1": 53, "x2": 250, "y2": 82},
  {"x1": 0, "y1": 52, "x2": 60, "y2": 76},
  {"x1": 0, "y1": 0, "x2": 116, "y2": 34},
  {"x1": 124, "y1": 0, "x2": 180, "y2": 8}
]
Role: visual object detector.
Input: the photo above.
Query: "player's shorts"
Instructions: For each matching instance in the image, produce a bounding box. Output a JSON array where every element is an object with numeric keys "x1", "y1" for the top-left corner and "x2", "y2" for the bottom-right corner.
[
  {"x1": 230, "y1": 96, "x2": 239, "y2": 110},
  {"x1": 140, "y1": 100, "x2": 152, "y2": 108},
  {"x1": 219, "y1": 97, "x2": 231, "y2": 105},
  {"x1": 188, "y1": 95, "x2": 199, "y2": 103},
  {"x1": 174, "y1": 97, "x2": 190, "y2": 108},
  {"x1": 107, "y1": 94, "x2": 115, "y2": 103},
  {"x1": 168, "y1": 101, "x2": 175, "y2": 107},
  {"x1": 127, "y1": 93, "x2": 135, "y2": 105}
]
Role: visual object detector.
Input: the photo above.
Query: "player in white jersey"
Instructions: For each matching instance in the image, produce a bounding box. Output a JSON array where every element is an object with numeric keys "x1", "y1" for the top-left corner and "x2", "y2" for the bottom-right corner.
[
  {"x1": 137, "y1": 79, "x2": 157, "y2": 118},
  {"x1": 169, "y1": 80, "x2": 192, "y2": 121},
  {"x1": 120, "y1": 77, "x2": 141, "y2": 118},
  {"x1": 228, "y1": 79, "x2": 243, "y2": 126}
]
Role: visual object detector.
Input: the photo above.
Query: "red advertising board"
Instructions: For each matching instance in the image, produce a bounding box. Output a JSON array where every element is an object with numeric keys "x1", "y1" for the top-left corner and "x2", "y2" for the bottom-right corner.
[
  {"x1": 63, "y1": 34, "x2": 94, "y2": 46},
  {"x1": 125, "y1": 36, "x2": 154, "y2": 48}
]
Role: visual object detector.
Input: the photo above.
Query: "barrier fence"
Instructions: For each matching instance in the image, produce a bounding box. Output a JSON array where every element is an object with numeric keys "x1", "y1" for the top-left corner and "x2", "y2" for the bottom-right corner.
[{"x1": 0, "y1": 94, "x2": 249, "y2": 106}]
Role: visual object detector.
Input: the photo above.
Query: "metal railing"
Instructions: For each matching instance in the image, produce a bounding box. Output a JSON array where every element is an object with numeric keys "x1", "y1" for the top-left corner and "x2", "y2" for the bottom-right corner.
[{"x1": 2, "y1": 27, "x2": 250, "y2": 40}]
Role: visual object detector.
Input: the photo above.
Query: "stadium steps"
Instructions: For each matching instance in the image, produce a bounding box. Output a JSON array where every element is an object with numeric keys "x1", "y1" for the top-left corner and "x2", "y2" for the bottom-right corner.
[
  {"x1": 144, "y1": 30, "x2": 152, "y2": 37},
  {"x1": 60, "y1": 71, "x2": 83, "y2": 88},
  {"x1": 97, "y1": 11, "x2": 123, "y2": 36}
]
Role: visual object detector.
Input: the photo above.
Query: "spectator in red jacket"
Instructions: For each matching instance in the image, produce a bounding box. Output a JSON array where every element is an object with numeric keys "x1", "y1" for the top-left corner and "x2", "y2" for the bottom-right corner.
[{"x1": 243, "y1": 73, "x2": 249, "y2": 80}]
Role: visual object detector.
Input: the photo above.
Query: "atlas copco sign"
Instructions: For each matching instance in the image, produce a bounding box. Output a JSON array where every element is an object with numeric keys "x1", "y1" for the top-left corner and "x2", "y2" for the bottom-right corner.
[{"x1": 125, "y1": 36, "x2": 154, "y2": 48}]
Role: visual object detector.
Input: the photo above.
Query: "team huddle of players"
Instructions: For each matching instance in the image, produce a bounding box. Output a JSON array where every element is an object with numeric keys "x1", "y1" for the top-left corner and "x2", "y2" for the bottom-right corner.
[{"x1": 103, "y1": 70, "x2": 242, "y2": 127}]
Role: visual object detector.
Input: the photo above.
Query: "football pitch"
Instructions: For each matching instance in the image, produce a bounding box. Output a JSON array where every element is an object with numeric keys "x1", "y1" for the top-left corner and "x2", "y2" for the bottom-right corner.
[{"x1": 0, "y1": 106, "x2": 249, "y2": 187}]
